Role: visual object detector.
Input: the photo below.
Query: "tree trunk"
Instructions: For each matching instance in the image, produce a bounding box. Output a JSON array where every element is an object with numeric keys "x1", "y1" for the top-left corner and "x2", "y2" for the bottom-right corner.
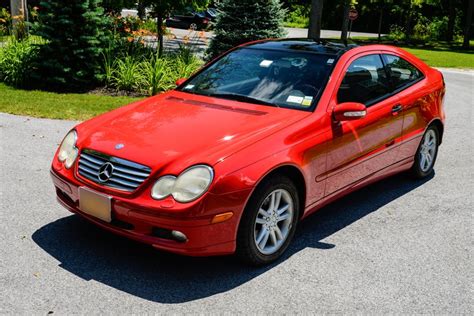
[
  {"x1": 463, "y1": 0, "x2": 474, "y2": 48},
  {"x1": 308, "y1": 0, "x2": 324, "y2": 40},
  {"x1": 446, "y1": 0, "x2": 455, "y2": 41},
  {"x1": 138, "y1": 1, "x2": 146, "y2": 20},
  {"x1": 340, "y1": 0, "x2": 350, "y2": 41},
  {"x1": 377, "y1": 6, "x2": 383, "y2": 42},
  {"x1": 156, "y1": 11, "x2": 164, "y2": 57},
  {"x1": 404, "y1": 8, "x2": 412, "y2": 43}
]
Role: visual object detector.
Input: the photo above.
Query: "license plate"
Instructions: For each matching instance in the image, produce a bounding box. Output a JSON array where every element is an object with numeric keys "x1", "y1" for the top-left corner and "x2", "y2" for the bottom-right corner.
[{"x1": 79, "y1": 187, "x2": 112, "y2": 223}]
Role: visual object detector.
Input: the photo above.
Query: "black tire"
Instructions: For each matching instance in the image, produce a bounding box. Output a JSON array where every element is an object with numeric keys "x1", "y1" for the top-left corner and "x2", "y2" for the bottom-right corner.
[
  {"x1": 236, "y1": 175, "x2": 300, "y2": 266},
  {"x1": 410, "y1": 125, "x2": 440, "y2": 179}
]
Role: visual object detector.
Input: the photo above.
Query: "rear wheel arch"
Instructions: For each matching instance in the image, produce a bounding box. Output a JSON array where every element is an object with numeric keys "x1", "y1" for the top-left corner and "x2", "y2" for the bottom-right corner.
[{"x1": 428, "y1": 119, "x2": 444, "y2": 145}]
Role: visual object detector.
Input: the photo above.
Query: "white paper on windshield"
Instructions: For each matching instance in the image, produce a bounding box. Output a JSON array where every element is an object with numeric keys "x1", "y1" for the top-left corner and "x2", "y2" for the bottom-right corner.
[
  {"x1": 184, "y1": 84, "x2": 195, "y2": 89},
  {"x1": 260, "y1": 60, "x2": 274, "y2": 68},
  {"x1": 287, "y1": 95, "x2": 304, "y2": 104},
  {"x1": 327, "y1": 58, "x2": 335, "y2": 64}
]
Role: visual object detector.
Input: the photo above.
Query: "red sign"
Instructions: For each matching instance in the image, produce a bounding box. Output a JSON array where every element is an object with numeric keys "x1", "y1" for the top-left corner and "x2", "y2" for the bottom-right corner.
[{"x1": 348, "y1": 8, "x2": 358, "y2": 21}]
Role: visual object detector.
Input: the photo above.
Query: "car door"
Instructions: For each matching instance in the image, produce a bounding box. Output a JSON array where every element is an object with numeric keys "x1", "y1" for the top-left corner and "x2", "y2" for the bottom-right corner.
[
  {"x1": 382, "y1": 53, "x2": 427, "y2": 162},
  {"x1": 324, "y1": 53, "x2": 404, "y2": 195}
]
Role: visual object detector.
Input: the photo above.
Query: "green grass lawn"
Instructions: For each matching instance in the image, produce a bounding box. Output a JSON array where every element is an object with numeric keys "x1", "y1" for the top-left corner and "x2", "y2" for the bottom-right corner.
[
  {"x1": 0, "y1": 83, "x2": 142, "y2": 120},
  {"x1": 403, "y1": 47, "x2": 474, "y2": 68},
  {"x1": 348, "y1": 37, "x2": 474, "y2": 68}
]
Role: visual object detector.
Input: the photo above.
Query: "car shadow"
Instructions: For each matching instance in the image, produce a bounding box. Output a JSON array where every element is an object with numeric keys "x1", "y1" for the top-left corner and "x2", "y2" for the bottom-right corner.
[{"x1": 32, "y1": 172, "x2": 433, "y2": 303}]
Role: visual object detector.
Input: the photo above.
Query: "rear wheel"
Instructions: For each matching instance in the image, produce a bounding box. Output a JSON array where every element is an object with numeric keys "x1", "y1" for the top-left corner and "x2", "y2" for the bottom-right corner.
[
  {"x1": 236, "y1": 175, "x2": 300, "y2": 266},
  {"x1": 410, "y1": 126, "x2": 439, "y2": 179}
]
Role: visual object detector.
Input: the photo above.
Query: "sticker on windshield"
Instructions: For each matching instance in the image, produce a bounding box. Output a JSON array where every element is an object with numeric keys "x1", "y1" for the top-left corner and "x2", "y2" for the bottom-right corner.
[
  {"x1": 184, "y1": 84, "x2": 195, "y2": 89},
  {"x1": 260, "y1": 60, "x2": 274, "y2": 68},
  {"x1": 287, "y1": 95, "x2": 304, "y2": 104},
  {"x1": 327, "y1": 58, "x2": 335, "y2": 64},
  {"x1": 301, "y1": 96, "x2": 314, "y2": 107}
]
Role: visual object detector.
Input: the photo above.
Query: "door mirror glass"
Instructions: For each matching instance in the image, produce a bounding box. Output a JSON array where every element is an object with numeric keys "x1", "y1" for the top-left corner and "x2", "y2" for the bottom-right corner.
[{"x1": 333, "y1": 102, "x2": 367, "y2": 121}]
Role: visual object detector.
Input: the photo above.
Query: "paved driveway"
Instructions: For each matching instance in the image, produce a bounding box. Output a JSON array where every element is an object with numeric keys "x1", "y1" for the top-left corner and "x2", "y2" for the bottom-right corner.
[{"x1": 0, "y1": 70, "x2": 473, "y2": 314}]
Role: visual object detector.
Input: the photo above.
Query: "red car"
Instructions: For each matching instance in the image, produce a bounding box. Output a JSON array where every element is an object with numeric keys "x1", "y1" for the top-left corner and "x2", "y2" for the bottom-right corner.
[{"x1": 51, "y1": 39, "x2": 445, "y2": 265}]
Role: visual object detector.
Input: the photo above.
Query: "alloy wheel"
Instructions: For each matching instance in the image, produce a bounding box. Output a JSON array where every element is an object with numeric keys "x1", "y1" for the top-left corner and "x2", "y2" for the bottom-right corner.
[
  {"x1": 254, "y1": 189, "x2": 294, "y2": 255},
  {"x1": 419, "y1": 129, "x2": 437, "y2": 172}
]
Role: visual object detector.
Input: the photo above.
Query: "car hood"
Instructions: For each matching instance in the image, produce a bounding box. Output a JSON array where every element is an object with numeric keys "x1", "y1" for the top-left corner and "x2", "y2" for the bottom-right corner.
[{"x1": 76, "y1": 91, "x2": 310, "y2": 172}]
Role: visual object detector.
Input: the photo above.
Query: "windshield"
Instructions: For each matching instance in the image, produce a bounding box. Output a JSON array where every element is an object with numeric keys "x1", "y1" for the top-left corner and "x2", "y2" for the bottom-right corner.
[{"x1": 178, "y1": 48, "x2": 336, "y2": 111}]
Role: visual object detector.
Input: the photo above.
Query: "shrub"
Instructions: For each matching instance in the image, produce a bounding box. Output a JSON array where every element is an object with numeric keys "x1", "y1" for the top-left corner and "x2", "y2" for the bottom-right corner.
[
  {"x1": 111, "y1": 56, "x2": 144, "y2": 92},
  {"x1": 284, "y1": 5, "x2": 310, "y2": 28},
  {"x1": 104, "y1": 48, "x2": 203, "y2": 96},
  {"x1": 206, "y1": 0, "x2": 286, "y2": 60},
  {"x1": 32, "y1": 0, "x2": 111, "y2": 90},
  {"x1": 0, "y1": 8, "x2": 12, "y2": 36},
  {"x1": 0, "y1": 38, "x2": 39, "y2": 87},
  {"x1": 141, "y1": 54, "x2": 172, "y2": 95},
  {"x1": 388, "y1": 24, "x2": 406, "y2": 42}
]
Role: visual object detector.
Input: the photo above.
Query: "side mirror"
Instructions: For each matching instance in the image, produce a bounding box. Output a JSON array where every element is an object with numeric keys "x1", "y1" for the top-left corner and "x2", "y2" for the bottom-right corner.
[
  {"x1": 176, "y1": 78, "x2": 187, "y2": 86},
  {"x1": 333, "y1": 102, "x2": 367, "y2": 122}
]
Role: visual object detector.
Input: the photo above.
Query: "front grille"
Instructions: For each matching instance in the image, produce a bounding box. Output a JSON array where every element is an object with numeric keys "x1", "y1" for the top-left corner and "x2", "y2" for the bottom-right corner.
[{"x1": 77, "y1": 149, "x2": 152, "y2": 192}]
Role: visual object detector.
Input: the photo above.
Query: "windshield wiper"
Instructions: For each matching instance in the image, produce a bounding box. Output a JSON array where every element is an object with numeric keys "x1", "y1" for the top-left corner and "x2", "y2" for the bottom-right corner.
[{"x1": 206, "y1": 93, "x2": 279, "y2": 107}]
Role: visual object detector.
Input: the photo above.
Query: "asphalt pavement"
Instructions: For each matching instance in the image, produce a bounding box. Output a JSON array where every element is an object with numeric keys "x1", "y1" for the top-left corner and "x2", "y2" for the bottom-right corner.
[{"x1": 0, "y1": 70, "x2": 473, "y2": 314}]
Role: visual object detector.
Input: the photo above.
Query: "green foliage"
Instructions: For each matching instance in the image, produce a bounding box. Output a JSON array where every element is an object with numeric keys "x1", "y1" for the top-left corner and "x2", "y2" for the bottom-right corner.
[
  {"x1": 112, "y1": 56, "x2": 145, "y2": 92},
  {"x1": 0, "y1": 8, "x2": 12, "y2": 36},
  {"x1": 105, "y1": 48, "x2": 203, "y2": 96},
  {"x1": 284, "y1": 4, "x2": 310, "y2": 28},
  {"x1": 141, "y1": 55, "x2": 172, "y2": 95},
  {"x1": 206, "y1": 0, "x2": 287, "y2": 60},
  {"x1": 32, "y1": 0, "x2": 112, "y2": 90},
  {"x1": 0, "y1": 37, "x2": 40, "y2": 87}
]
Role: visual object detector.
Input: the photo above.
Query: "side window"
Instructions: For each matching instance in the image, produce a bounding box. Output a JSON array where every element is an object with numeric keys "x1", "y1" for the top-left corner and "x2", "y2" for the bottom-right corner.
[
  {"x1": 383, "y1": 54, "x2": 423, "y2": 90},
  {"x1": 337, "y1": 54, "x2": 391, "y2": 105}
]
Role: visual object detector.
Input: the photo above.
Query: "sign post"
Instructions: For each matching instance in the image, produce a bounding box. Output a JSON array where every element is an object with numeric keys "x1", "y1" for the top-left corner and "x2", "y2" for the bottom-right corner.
[{"x1": 348, "y1": 8, "x2": 358, "y2": 39}]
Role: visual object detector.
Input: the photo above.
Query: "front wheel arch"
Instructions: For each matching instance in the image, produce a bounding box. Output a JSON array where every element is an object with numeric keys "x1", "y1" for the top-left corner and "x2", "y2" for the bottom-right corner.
[{"x1": 249, "y1": 164, "x2": 307, "y2": 220}]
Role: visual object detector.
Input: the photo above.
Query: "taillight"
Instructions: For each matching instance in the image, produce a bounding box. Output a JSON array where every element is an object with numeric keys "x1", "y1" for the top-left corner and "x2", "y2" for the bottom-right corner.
[{"x1": 203, "y1": 19, "x2": 209, "y2": 24}]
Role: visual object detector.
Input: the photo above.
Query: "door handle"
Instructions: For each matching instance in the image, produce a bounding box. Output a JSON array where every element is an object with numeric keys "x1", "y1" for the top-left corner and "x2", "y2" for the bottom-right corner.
[{"x1": 391, "y1": 104, "x2": 403, "y2": 114}]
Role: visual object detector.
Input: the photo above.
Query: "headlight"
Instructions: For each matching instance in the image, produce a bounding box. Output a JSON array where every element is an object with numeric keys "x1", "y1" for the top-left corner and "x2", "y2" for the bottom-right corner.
[
  {"x1": 58, "y1": 130, "x2": 78, "y2": 169},
  {"x1": 151, "y1": 165, "x2": 214, "y2": 203}
]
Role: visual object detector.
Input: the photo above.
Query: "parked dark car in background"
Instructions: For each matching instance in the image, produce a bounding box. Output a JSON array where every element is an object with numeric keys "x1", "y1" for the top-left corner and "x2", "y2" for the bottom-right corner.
[{"x1": 165, "y1": 10, "x2": 211, "y2": 30}]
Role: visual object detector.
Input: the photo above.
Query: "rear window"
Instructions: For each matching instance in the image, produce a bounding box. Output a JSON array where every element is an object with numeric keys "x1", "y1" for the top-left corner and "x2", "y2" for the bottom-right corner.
[{"x1": 383, "y1": 54, "x2": 423, "y2": 90}]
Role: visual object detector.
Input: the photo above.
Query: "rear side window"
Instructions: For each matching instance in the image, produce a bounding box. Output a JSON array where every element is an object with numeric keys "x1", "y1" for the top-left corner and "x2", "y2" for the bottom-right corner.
[
  {"x1": 337, "y1": 54, "x2": 391, "y2": 105},
  {"x1": 383, "y1": 54, "x2": 423, "y2": 90}
]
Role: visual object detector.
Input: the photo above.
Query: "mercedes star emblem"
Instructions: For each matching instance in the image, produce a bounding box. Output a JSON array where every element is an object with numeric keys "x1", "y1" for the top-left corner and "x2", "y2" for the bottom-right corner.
[{"x1": 98, "y1": 162, "x2": 114, "y2": 183}]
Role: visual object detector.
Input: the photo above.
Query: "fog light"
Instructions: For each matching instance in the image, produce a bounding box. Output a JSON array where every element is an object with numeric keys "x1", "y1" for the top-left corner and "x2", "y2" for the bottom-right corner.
[
  {"x1": 211, "y1": 212, "x2": 234, "y2": 224},
  {"x1": 171, "y1": 230, "x2": 188, "y2": 243}
]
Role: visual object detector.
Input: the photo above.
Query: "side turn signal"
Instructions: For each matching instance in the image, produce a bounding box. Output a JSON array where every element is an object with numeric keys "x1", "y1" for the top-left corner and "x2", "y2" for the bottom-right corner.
[{"x1": 211, "y1": 212, "x2": 234, "y2": 224}]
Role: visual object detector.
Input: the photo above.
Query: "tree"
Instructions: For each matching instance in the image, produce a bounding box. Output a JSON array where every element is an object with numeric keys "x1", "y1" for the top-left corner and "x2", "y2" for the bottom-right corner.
[
  {"x1": 308, "y1": 0, "x2": 324, "y2": 40},
  {"x1": 463, "y1": 0, "x2": 473, "y2": 48},
  {"x1": 32, "y1": 0, "x2": 110, "y2": 90},
  {"x1": 446, "y1": 0, "x2": 456, "y2": 41},
  {"x1": 340, "y1": 0, "x2": 351, "y2": 41},
  {"x1": 369, "y1": 0, "x2": 393, "y2": 42},
  {"x1": 141, "y1": 0, "x2": 210, "y2": 57},
  {"x1": 206, "y1": 0, "x2": 286, "y2": 60}
]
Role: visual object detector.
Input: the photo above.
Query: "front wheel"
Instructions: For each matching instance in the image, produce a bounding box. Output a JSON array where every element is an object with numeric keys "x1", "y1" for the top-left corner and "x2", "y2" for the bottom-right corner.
[
  {"x1": 236, "y1": 176, "x2": 300, "y2": 266},
  {"x1": 410, "y1": 126, "x2": 439, "y2": 179}
]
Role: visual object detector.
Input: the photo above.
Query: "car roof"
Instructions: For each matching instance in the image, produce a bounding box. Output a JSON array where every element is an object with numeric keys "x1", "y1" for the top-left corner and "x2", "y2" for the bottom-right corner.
[{"x1": 242, "y1": 38, "x2": 359, "y2": 56}]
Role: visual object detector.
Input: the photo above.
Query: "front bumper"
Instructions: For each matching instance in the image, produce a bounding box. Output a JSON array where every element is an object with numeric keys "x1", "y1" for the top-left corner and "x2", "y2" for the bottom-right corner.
[{"x1": 50, "y1": 168, "x2": 251, "y2": 256}]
